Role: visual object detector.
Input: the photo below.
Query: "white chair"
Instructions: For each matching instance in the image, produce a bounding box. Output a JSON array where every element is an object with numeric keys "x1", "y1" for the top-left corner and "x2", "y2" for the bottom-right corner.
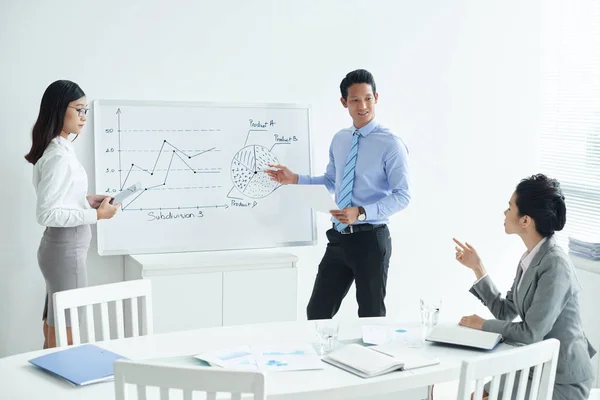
[
  {"x1": 114, "y1": 360, "x2": 266, "y2": 400},
  {"x1": 457, "y1": 338, "x2": 560, "y2": 400},
  {"x1": 53, "y1": 279, "x2": 153, "y2": 347}
]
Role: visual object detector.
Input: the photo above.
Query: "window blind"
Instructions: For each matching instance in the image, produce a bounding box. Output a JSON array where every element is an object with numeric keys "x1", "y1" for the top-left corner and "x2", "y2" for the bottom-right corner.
[{"x1": 540, "y1": 0, "x2": 600, "y2": 242}]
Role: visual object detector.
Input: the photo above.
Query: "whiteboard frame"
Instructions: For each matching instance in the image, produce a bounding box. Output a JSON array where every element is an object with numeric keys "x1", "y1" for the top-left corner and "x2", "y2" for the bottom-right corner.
[{"x1": 93, "y1": 99, "x2": 317, "y2": 255}]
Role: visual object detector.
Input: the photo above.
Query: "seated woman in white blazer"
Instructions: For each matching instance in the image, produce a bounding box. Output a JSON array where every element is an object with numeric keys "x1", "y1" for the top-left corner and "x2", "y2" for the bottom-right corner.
[{"x1": 453, "y1": 174, "x2": 596, "y2": 400}]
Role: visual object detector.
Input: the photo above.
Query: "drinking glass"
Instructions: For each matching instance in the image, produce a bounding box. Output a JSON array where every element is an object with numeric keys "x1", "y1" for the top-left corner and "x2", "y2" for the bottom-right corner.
[
  {"x1": 314, "y1": 319, "x2": 339, "y2": 355},
  {"x1": 420, "y1": 297, "x2": 442, "y2": 332}
]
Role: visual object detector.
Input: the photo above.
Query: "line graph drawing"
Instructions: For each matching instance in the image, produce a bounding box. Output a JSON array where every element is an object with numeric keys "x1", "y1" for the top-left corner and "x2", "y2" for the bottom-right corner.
[
  {"x1": 94, "y1": 100, "x2": 316, "y2": 256},
  {"x1": 107, "y1": 109, "x2": 302, "y2": 208},
  {"x1": 119, "y1": 141, "x2": 218, "y2": 190},
  {"x1": 107, "y1": 108, "x2": 227, "y2": 211}
]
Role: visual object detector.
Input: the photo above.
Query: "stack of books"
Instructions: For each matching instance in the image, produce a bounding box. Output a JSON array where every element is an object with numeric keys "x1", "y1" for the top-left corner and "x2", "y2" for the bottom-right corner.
[{"x1": 569, "y1": 237, "x2": 600, "y2": 261}]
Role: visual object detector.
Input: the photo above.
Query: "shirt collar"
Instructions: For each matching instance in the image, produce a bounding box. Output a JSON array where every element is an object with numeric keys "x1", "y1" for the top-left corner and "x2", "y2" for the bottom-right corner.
[
  {"x1": 53, "y1": 136, "x2": 74, "y2": 152},
  {"x1": 520, "y1": 237, "x2": 548, "y2": 272},
  {"x1": 354, "y1": 119, "x2": 378, "y2": 137}
]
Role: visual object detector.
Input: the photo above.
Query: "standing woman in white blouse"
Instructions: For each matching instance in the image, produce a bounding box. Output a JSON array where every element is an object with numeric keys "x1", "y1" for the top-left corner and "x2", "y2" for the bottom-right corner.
[{"x1": 25, "y1": 80, "x2": 119, "y2": 348}]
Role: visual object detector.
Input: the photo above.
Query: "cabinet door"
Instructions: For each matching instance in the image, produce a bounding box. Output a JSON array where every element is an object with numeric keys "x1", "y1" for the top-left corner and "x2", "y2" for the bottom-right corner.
[
  {"x1": 149, "y1": 272, "x2": 223, "y2": 333},
  {"x1": 223, "y1": 268, "x2": 297, "y2": 326},
  {"x1": 576, "y1": 268, "x2": 600, "y2": 388}
]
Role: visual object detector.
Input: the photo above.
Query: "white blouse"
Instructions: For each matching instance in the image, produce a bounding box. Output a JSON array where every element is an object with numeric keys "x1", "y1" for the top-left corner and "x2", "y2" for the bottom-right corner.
[{"x1": 33, "y1": 137, "x2": 97, "y2": 227}]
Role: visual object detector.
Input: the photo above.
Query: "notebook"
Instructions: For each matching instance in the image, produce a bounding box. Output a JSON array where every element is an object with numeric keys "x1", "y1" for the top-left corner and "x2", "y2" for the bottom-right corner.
[
  {"x1": 371, "y1": 343, "x2": 440, "y2": 370},
  {"x1": 322, "y1": 343, "x2": 404, "y2": 378},
  {"x1": 29, "y1": 344, "x2": 127, "y2": 386},
  {"x1": 322, "y1": 343, "x2": 438, "y2": 378},
  {"x1": 425, "y1": 324, "x2": 502, "y2": 350}
]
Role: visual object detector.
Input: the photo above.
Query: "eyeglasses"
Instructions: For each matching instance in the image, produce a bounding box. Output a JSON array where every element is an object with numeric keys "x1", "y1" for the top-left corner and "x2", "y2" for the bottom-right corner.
[{"x1": 68, "y1": 106, "x2": 89, "y2": 117}]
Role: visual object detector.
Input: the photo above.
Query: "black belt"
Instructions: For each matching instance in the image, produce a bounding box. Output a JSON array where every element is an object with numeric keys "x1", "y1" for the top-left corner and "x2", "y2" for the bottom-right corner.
[{"x1": 333, "y1": 223, "x2": 386, "y2": 235}]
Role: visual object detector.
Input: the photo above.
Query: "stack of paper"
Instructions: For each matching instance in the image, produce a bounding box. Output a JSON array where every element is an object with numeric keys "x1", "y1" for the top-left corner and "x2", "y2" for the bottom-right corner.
[
  {"x1": 278, "y1": 184, "x2": 338, "y2": 214},
  {"x1": 361, "y1": 325, "x2": 422, "y2": 347},
  {"x1": 194, "y1": 344, "x2": 323, "y2": 372},
  {"x1": 111, "y1": 181, "x2": 143, "y2": 205},
  {"x1": 29, "y1": 344, "x2": 127, "y2": 386},
  {"x1": 569, "y1": 237, "x2": 600, "y2": 261}
]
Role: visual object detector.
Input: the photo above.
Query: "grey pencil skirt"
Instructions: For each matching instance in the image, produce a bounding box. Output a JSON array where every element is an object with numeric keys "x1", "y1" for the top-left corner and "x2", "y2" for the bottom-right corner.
[{"x1": 38, "y1": 225, "x2": 91, "y2": 327}]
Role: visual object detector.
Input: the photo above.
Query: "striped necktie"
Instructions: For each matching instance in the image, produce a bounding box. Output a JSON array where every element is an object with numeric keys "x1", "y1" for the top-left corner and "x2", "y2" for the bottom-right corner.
[{"x1": 334, "y1": 130, "x2": 361, "y2": 232}]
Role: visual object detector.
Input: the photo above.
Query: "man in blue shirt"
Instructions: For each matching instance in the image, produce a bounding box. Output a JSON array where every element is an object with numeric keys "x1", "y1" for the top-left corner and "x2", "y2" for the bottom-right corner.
[{"x1": 266, "y1": 69, "x2": 411, "y2": 318}]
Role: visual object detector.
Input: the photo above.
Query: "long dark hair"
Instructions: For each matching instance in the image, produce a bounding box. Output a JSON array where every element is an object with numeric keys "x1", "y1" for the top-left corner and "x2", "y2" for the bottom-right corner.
[
  {"x1": 515, "y1": 173, "x2": 567, "y2": 237},
  {"x1": 24, "y1": 80, "x2": 85, "y2": 164}
]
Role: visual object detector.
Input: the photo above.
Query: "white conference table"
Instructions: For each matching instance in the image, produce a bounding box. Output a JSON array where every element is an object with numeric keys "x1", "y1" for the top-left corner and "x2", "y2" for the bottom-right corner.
[{"x1": 0, "y1": 318, "x2": 511, "y2": 400}]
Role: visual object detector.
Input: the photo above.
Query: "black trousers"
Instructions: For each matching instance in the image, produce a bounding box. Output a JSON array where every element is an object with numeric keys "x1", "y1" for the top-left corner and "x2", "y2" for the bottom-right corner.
[{"x1": 306, "y1": 225, "x2": 392, "y2": 319}]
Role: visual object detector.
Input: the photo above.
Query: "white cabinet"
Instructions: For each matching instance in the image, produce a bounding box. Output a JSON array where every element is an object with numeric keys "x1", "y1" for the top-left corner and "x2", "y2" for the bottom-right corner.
[
  {"x1": 124, "y1": 251, "x2": 298, "y2": 334},
  {"x1": 223, "y1": 268, "x2": 297, "y2": 326},
  {"x1": 573, "y1": 255, "x2": 600, "y2": 388},
  {"x1": 149, "y1": 271, "x2": 223, "y2": 331}
]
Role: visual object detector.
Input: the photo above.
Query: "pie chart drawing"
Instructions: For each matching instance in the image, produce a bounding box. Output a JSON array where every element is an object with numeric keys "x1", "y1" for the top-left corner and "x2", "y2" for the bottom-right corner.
[{"x1": 231, "y1": 145, "x2": 280, "y2": 198}]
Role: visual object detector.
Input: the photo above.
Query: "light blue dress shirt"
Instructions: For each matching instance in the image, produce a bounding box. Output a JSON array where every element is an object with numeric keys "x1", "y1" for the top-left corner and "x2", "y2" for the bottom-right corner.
[{"x1": 298, "y1": 119, "x2": 411, "y2": 224}]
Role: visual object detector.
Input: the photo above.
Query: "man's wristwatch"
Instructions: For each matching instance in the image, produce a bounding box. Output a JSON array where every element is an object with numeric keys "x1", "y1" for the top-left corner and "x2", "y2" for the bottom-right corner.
[{"x1": 357, "y1": 206, "x2": 367, "y2": 222}]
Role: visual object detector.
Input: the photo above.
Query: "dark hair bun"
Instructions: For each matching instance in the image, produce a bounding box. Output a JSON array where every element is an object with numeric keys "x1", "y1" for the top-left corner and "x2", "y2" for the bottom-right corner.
[{"x1": 515, "y1": 174, "x2": 566, "y2": 237}]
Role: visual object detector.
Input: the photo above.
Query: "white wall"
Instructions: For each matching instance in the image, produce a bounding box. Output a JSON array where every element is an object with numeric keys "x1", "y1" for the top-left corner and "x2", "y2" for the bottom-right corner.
[{"x1": 0, "y1": 0, "x2": 547, "y2": 357}]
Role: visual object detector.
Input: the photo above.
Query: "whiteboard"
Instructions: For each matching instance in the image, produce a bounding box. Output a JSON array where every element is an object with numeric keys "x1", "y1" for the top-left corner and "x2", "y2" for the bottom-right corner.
[{"x1": 93, "y1": 100, "x2": 316, "y2": 255}]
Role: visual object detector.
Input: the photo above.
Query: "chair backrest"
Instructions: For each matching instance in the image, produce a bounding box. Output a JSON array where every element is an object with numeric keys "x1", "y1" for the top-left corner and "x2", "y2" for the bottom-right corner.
[
  {"x1": 457, "y1": 338, "x2": 560, "y2": 400},
  {"x1": 114, "y1": 360, "x2": 266, "y2": 400},
  {"x1": 53, "y1": 279, "x2": 153, "y2": 347}
]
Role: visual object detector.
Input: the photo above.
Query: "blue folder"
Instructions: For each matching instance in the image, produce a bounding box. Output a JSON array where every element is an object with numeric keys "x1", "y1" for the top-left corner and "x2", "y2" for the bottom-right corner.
[{"x1": 29, "y1": 344, "x2": 127, "y2": 386}]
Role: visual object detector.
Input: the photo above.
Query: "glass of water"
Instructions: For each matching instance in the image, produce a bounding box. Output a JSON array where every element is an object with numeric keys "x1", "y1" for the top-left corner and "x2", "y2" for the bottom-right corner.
[
  {"x1": 420, "y1": 297, "x2": 442, "y2": 332},
  {"x1": 314, "y1": 319, "x2": 339, "y2": 355}
]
